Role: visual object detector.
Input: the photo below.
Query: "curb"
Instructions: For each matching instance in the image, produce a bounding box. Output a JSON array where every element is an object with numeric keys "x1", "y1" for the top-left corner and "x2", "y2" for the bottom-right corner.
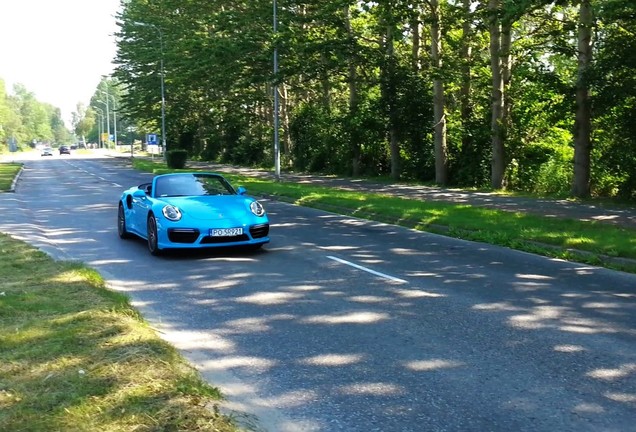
[
  {"x1": 9, "y1": 166, "x2": 24, "y2": 192},
  {"x1": 259, "y1": 192, "x2": 636, "y2": 273}
]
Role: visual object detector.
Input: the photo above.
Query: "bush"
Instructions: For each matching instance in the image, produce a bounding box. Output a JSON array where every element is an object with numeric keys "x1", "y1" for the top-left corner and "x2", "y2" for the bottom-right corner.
[
  {"x1": 533, "y1": 149, "x2": 573, "y2": 196},
  {"x1": 167, "y1": 149, "x2": 188, "y2": 169}
]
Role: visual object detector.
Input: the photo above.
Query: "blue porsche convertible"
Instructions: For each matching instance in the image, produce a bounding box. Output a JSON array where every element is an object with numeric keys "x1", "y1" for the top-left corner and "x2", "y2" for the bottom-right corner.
[{"x1": 118, "y1": 172, "x2": 270, "y2": 255}]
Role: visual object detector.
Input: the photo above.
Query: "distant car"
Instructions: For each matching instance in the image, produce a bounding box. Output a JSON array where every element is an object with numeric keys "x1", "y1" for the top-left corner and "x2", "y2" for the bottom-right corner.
[
  {"x1": 117, "y1": 172, "x2": 270, "y2": 255},
  {"x1": 59, "y1": 146, "x2": 71, "y2": 155},
  {"x1": 41, "y1": 147, "x2": 53, "y2": 156}
]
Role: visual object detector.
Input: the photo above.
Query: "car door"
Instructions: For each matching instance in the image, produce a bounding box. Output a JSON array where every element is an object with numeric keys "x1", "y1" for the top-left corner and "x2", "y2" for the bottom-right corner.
[{"x1": 131, "y1": 189, "x2": 152, "y2": 238}]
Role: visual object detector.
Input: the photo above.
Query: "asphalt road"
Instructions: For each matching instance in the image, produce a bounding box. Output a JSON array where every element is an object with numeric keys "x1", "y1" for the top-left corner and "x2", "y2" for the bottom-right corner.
[{"x1": 1, "y1": 153, "x2": 636, "y2": 432}]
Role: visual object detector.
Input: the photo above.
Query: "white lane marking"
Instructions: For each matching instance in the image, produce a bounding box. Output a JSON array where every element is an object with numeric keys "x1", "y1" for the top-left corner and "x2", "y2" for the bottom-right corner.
[
  {"x1": 327, "y1": 256, "x2": 408, "y2": 284},
  {"x1": 64, "y1": 161, "x2": 121, "y2": 187}
]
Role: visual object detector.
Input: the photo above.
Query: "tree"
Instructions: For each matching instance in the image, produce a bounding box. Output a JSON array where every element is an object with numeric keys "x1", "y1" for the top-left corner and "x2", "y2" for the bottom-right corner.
[
  {"x1": 571, "y1": 0, "x2": 593, "y2": 198},
  {"x1": 72, "y1": 103, "x2": 95, "y2": 144},
  {"x1": 344, "y1": 3, "x2": 362, "y2": 176},
  {"x1": 110, "y1": 0, "x2": 636, "y2": 200},
  {"x1": 590, "y1": 0, "x2": 636, "y2": 198},
  {"x1": 0, "y1": 79, "x2": 20, "y2": 148},
  {"x1": 381, "y1": 3, "x2": 401, "y2": 180},
  {"x1": 430, "y1": 0, "x2": 448, "y2": 185},
  {"x1": 488, "y1": 0, "x2": 506, "y2": 189}
]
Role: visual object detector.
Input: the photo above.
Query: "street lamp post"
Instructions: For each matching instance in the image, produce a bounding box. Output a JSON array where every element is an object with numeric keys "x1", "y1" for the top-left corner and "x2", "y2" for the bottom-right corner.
[
  {"x1": 99, "y1": 89, "x2": 117, "y2": 148},
  {"x1": 94, "y1": 107, "x2": 105, "y2": 148},
  {"x1": 113, "y1": 107, "x2": 118, "y2": 148},
  {"x1": 133, "y1": 21, "x2": 167, "y2": 161},
  {"x1": 100, "y1": 93, "x2": 110, "y2": 148},
  {"x1": 97, "y1": 98, "x2": 110, "y2": 148}
]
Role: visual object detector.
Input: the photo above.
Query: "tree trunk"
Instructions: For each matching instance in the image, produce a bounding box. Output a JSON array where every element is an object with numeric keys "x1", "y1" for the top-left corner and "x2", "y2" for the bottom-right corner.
[
  {"x1": 501, "y1": 19, "x2": 512, "y2": 157},
  {"x1": 411, "y1": 6, "x2": 421, "y2": 72},
  {"x1": 489, "y1": 0, "x2": 505, "y2": 189},
  {"x1": 460, "y1": 0, "x2": 473, "y2": 153},
  {"x1": 344, "y1": 5, "x2": 361, "y2": 176},
  {"x1": 281, "y1": 83, "x2": 291, "y2": 156},
  {"x1": 384, "y1": 14, "x2": 400, "y2": 180},
  {"x1": 431, "y1": 0, "x2": 448, "y2": 185},
  {"x1": 572, "y1": 0, "x2": 593, "y2": 198}
]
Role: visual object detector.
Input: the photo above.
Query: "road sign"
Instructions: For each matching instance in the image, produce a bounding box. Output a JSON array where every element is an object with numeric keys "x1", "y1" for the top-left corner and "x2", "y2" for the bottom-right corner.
[{"x1": 147, "y1": 134, "x2": 158, "y2": 145}]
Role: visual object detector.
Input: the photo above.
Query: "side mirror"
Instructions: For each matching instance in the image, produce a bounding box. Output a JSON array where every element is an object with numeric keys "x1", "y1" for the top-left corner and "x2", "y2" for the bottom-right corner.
[
  {"x1": 133, "y1": 189, "x2": 147, "y2": 198},
  {"x1": 237, "y1": 186, "x2": 247, "y2": 195}
]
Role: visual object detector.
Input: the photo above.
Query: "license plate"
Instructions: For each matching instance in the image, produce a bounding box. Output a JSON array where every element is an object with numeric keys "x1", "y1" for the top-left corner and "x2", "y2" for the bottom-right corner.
[{"x1": 210, "y1": 227, "x2": 243, "y2": 237}]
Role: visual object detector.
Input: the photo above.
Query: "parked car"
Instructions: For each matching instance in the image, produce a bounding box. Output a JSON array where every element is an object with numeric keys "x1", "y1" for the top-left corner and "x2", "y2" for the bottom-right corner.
[
  {"x1": 117, "y1": 172, "x2": 270, "y2": 255},
  {"x1": 59, "y1": 145, "x2": 71, "y2": 155},
  {"x1": 41, "y1": 147, "x2": 53, "y2": 156}
]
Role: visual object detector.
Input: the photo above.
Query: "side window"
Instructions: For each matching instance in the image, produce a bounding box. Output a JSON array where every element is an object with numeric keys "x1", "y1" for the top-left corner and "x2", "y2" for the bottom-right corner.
[{"x1": 138, "y1": 183, "x2": 152, "y2": 196}]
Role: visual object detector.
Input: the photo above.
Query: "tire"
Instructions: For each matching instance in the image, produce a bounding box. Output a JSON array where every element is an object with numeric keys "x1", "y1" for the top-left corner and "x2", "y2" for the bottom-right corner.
[
  {"x1": 118, "y1": 204, "x2": 132, "y2": 239},
  {"x1": 147, "y1": 214, "x2": 162, "y2": 256}
]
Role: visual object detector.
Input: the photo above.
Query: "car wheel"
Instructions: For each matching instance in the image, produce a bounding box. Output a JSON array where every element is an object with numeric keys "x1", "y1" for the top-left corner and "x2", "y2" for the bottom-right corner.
[
  {"x1": 147, "y1": 214, "x2": 162, "y2": 256},
  {"x1": 118, "y1": 204, "x2": 131, "y2": 239}
]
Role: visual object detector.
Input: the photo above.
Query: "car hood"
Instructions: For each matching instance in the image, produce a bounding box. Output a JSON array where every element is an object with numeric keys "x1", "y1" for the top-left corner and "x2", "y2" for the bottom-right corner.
[{"x1": 161, "y1": 195, "x2": 257, "y2": 221}]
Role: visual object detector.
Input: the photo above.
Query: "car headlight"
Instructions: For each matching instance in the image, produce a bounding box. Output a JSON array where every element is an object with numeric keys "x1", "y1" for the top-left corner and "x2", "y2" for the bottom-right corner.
[
  {"x1": 250, "y1": 200, "x2": 266, "y2": 217},
  {"x1": 162, "y1": 205, "x2": 182, "y2": 221}
]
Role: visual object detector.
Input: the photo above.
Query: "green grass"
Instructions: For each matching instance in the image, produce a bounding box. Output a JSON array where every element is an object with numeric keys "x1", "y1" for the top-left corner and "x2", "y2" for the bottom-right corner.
[
  {"x1": 133, "y1": 158, "x2": 636, "y2": 273},
  {"x1": 0, "y1": 233, "x2": 238, "y2": 431},
  {"x1": 0, "y1": 163, "x2": 22, "y2": 191}
]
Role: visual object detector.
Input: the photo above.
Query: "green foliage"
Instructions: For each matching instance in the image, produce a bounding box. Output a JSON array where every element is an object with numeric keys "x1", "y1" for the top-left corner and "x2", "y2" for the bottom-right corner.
[
  {"x1": 588, "y1": 3, "x2": 636, "y2": 199},
  {"x1": 532, "y1": 146, "x2": 574, "y2": 196},
  {"x1": 592, "y1": 110, "x2": 636, "y2": 199},
  {"x1": 349, "y1": 97, "x2": 391, "y2": 177},
  {"x1": 0, "y1": 79, "x2": 71, "y2": 148},
  {"x1": 289, "y1": 103, "x2": 343, "y2": 173},
  {"x1": 112, "y1": 0, "x2": 636, "y2": 201},
  {"x1": 211, "y1": 108, "x2": 270, "y2": 166},
  {"x1": 449, "y1": 109, "x2": 492, "y2": 189},
  {"x1": 166, "y1": 149, "x2": 187, "y2": 169},
  {"x1": 392, "y1": 68, "x2": 434, "y2": 181}
]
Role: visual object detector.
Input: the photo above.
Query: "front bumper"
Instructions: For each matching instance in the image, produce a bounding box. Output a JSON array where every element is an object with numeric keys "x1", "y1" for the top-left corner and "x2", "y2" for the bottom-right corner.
[{"x1": 158, "y1": 223, "x2": 270, "y2": 249}]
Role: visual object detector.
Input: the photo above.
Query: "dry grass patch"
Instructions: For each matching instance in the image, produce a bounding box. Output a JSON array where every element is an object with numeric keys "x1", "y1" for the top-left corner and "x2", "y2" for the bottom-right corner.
[{"x1": 0, "y1": 233, "x2": 238, "y2": 432}]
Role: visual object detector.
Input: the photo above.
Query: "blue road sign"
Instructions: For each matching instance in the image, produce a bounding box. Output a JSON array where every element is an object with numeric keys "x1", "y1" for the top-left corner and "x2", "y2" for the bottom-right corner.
[{"x1": 147, "y1": 134, "x2": 158, "y2": 145}]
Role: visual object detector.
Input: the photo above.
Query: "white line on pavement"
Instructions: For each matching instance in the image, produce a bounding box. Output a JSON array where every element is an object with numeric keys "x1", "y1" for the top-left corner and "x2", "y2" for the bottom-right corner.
[{"x1": 327, "y1": 255, "x2": 408, "y2": 284}]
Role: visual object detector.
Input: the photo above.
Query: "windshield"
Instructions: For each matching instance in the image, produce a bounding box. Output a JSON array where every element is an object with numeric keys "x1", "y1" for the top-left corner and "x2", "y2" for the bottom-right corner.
[{"x1": 154, "y1": 174, "x2": 235, "y2": 197}]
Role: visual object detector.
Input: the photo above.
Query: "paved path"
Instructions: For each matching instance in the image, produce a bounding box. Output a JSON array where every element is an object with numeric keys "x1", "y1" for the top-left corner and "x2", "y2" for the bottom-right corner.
[
  {"x1": 4, "y1": 151, "x2": 635, "y2": 229},
  {"x1": 192, "y1": 162, "x2": 636, "y2": 230}
]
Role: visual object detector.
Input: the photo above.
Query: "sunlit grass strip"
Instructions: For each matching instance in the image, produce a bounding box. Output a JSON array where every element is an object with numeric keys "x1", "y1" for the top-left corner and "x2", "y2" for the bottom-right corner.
[
  {"x1": 0, "y1": 233, "x2": 236, "y2": 432},
  {"x1": 236, "y1": 178, "x2": 635, "y2": 257},
  {"x1": 131, "y1": 159, "x2": 636, "y2": 271},
  {"x1": 0, "y1": 163, "x2": 22, "y2": 191}
]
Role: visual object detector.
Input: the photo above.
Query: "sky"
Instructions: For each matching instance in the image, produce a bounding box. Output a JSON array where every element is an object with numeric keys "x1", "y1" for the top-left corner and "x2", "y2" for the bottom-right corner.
[{"x1": 0, "y1": 0, "x2": 122, "y2": 127}]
